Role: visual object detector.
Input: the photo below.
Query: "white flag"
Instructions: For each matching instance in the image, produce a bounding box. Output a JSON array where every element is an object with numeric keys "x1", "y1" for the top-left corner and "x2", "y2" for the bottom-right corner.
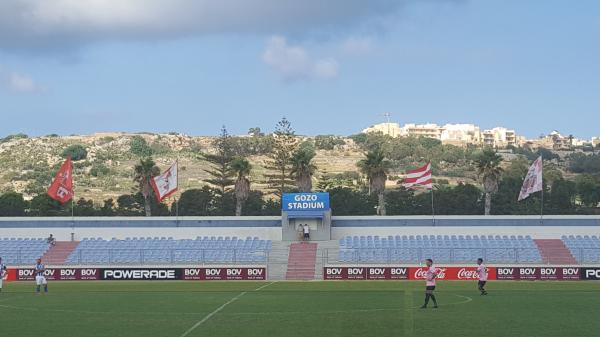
[
  {"x1": 151, "y1": 161, "x2": 178, "y2": 202},
  {"x1": 518, "y1": 156, "x2": 543, "y2": 201}
]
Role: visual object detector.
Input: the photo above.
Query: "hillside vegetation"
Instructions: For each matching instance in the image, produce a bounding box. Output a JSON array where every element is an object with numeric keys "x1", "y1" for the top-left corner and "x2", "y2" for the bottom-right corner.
[{"x1": 0, "y1": 127, "x2": 598, "y2": 216}]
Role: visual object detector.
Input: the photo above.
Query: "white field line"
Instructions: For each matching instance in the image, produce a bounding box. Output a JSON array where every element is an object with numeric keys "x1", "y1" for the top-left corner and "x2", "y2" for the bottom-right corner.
[
  {"x1": 411, "y1": 294, "x2": 473, "y2": 309},
  {"x1": 178, "y1": 282, "x2": 276, "y2": 337},
  {"x1": 253, "y1": 281, "x2": 277, "y2": 291}
]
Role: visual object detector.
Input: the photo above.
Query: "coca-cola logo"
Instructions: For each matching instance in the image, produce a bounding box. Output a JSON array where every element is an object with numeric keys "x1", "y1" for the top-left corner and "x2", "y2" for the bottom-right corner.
[
  {"x1": 414, "y1": 268, "x2": 446, "y2": 279},
  {"x1": 457, "y1": 268, "x2": 479, "y2": 280},
  {"x1": 414, "y1": 268, "x2": 426, "y2": 278}
]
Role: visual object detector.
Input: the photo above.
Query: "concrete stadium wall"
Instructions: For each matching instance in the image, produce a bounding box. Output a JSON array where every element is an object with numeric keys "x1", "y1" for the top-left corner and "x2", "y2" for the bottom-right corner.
[
  {"x1": 0, "y1": 215, "x2": 599, "y2": 241},
  {"x1": 331, "y1": 226, "x2": 600, "y2": 239},
  {"x1": 0, "y1": 217, "x2": 282, "y2": 241},
  {"x1": 330, "y1": 215, "x2": 600, "y2": 239}
]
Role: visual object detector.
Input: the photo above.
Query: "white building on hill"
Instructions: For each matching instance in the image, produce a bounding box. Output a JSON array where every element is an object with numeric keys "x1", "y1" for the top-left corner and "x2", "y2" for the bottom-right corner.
[{"x1": 362, "y1": 122, "x2": 517, "y2": 147}]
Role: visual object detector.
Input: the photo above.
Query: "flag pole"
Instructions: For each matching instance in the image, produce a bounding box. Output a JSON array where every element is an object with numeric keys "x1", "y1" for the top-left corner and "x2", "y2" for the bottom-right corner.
[
  {"x1": 540, "y1": 186, "x2": 544, "y2": 225},
  {"x1": 70, "y1": 159, "x2": 75, "y2": 241},
  {"x1": 175, "y1": 158, "x2": 180, "y2": 227},
  {"x1": 540, "y1": 155, "x2": 544, "y2": 225},
  {"x1": 430, "y1": 186, "x2": 435, "y2": 226}
]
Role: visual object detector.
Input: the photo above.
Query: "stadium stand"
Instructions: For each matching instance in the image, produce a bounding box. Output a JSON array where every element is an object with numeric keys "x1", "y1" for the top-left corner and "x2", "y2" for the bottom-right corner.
[
  {"x1": 65, "y1": 236, "x2": 272, "y2": 265},
  {"x1": 562, "y1": 235, "x2": 600, "y2": 263},
  {"x1": 0, "y1": 238, "x2": 50, "y2": 264},
  {"x1": 337, "y1": 235, "x2": 542, "y2": 263}
]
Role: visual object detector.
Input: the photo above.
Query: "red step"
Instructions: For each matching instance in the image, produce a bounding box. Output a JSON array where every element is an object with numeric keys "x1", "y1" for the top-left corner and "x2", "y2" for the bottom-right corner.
[
  {"x1": 41, "y1": 241, "x2": 80, "y2": 265},
  {"x1": 534, "y1": 239, "x2": 577, "y2": 265},
  {"x1": 286, "y1": 243, "x2": 317, "y2": 280}
]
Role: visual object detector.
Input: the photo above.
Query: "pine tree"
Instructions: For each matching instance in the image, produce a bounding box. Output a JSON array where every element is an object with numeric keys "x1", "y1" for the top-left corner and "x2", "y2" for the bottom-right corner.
[
  {"x1": 202, "y1": 126, "x2": 235, "y2": 195},
  {"x1": 264, "y1": 117, "x2": 298, "y2": 200}
]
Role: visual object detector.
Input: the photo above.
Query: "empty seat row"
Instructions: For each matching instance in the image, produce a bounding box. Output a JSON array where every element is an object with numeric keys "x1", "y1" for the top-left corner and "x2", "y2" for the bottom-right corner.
[
  {"x1": 338, "y1": 235, "x2": 541, "y2": 264},
  {"x1": 66, "y1": 236, "x2": 271, "y2": 265},
  {"x1": 0, "y1": 238, "x2": 50, "y2": 264},
  {"x1": 562, "y1": 235, "x2": 600, "y2": 263}
]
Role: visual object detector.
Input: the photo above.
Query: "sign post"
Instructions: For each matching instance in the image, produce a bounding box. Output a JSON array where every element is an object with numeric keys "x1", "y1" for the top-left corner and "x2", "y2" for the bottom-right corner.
[{"x1": 281, "y1": 193, "x2": 331, "y2": 241}]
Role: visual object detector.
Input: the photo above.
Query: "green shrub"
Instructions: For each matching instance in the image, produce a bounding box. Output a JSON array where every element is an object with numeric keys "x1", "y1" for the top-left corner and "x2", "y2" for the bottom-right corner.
[
  {"x1": 130, "y1": 136, "x2": 153, "y2": 156},
  {"x1": 62, "y1": 144, "x2": 88, "y2": 161}
]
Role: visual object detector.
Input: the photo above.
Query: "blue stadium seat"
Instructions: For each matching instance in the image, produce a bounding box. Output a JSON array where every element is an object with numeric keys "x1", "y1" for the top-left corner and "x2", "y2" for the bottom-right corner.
[
  {"x1": 0, "y1": 238, "x2": 50, "y2": 264},
  {"x1": 337, "y1": 234, "x2": 542, "y2": 264},
  {"x1": 65, "y1": 236, "x2": 271, "y2": 265}
]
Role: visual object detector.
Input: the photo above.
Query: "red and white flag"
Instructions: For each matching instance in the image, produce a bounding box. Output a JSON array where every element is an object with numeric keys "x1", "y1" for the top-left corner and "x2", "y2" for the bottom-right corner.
[
  {"x1": 518, "y1": 156, "x2": 543, "y2": 201},
  {"x1": 403, "y1": 162, "x2": 433, "y2": 189},
  {"x1": 47, "y1": 157, "x2": 74, "y2": 204},
  {"x1": 150, "y1": 161, "x2": 178, "y2": 202}
]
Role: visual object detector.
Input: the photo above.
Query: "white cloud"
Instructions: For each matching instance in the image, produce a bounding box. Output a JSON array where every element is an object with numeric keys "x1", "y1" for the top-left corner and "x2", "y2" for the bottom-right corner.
[
  {"x1": 262, "y1": 36, "x2": 339, "y2": 81},
  {"x1": 0, "y1": 67, "x2": 42, "y2": 93},
  {"x1": 0, "y1": 0, "x2": 458, "y2": 51},
  {"x1": 8, "y1": 73, "x2": 38, "y2": 93},
  {"x1": 314, "y1": 58, "x2": 340, "y2": 80},
  {"x1": 342, "y1": 37, "x2": 374, "y2": 55}
]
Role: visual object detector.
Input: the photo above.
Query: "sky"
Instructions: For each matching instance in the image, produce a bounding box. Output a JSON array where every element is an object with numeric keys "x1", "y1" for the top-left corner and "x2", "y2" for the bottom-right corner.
[{"x1": 0, "y1": 0, "x2": 599, "y2": 139}]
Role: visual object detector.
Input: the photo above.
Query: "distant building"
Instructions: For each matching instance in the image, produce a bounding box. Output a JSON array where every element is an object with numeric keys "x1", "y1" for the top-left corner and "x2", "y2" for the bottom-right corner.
[
  {"x1": 361, "y1": 123, "x2": 405, "y2": 138},
  {"x1": 441, "y1": 124, "x2": 482, "y2": 145},
  {"x1": 362, "y1": 122, "x2": 516, "y2": 147},
  {"x1": 482, "y1": 127, "x2": 517, "y2": 147},
  {"x1": 403, "y1": 123, "x2": 444, "y2": 139}
]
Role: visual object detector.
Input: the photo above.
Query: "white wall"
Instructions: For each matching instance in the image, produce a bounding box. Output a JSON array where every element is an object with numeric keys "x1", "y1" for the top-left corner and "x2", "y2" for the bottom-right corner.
[
  {"x1": 332, "y1": 226, "x2": 600, "y2": 240},
  {"x1": 4, "y1": 225, "x2": 599, "y2": 242}
]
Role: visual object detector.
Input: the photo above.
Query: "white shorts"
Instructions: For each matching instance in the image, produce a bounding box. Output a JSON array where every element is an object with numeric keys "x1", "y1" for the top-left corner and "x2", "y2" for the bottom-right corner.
[
  {"x1": 0, "y1": 278, "x2": 3, "y2": 288},
  {"x1": 35, "y1": 275, "x2": 47, "y2": 285}
]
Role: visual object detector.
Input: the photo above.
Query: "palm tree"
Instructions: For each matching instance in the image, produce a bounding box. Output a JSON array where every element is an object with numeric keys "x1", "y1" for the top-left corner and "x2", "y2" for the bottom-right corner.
[
  {"x1": 568, "y1": 134, "x2": 574, "y2": 150},
  {"x1": 133, "y1": 157, "x2": 160, "y2": 216},
  {"x1": 230, "y1": 157, "x2": 252, "y2": 216},
  {"x1": 475, "y1": 149, "x2": 503, "y2": 216},
  {"x1": 290, "y1": 146, "x2": 317, "y2": 192},
  {"x1": 357, "y1": 148, "x2": 391, "y2": 215}
]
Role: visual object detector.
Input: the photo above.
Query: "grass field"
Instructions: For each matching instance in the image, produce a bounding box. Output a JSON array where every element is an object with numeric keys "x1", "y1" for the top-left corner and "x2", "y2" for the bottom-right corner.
[{"x1": 1, "y1": 281, "x2": 599, "y2": 337}]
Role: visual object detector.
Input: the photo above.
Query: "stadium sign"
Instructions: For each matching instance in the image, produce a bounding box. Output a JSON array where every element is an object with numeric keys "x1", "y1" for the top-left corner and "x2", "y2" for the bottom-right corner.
[
  {"x1": 323, "y1": 266, "x2": 589, "y2": 281},
  {"x1": 282, "y1": 193, "x2": 330, "y2": 212},
  {"x1": 182, "y1": 267, "x2": 266, "y2": 280},
  {"x1": 7, "y1": 267, "x2": 265, "y2": 281},
  {"x1": 15, "y1": 268, "x2": 101, "y2": 281},
  {"x1": 496, "y1": 267, "x2": 581, "y2": 281},
  {"x1": 411, "y1": 267, "x2": 497, "y2": 281},
  {"x1": 102, "y1": 268, "x2": 181, "y2": 280},
  {"x1": 581, "y1": 268, "x2": 600, "y2": 280}
]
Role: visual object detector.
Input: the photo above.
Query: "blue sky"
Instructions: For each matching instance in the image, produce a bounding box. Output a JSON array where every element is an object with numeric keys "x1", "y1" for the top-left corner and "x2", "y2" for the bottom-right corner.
[{"x1": 0, "y1": 0, "x2": 598, "y2": 139}]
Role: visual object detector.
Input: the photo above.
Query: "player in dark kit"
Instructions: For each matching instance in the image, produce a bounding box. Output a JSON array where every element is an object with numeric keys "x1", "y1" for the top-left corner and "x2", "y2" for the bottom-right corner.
[
  {"x1": 420, "y1": 258, "x2": 440, "y2": 309},
  {"x1": 476, "y1": 258, "x2": 488, "y2": 295}
]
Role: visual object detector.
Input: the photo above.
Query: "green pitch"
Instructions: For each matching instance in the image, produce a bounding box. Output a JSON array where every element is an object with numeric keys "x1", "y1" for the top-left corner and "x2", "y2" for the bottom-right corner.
[{"x1": 1, "y1": 281, "x2": 599, "y2": 337}]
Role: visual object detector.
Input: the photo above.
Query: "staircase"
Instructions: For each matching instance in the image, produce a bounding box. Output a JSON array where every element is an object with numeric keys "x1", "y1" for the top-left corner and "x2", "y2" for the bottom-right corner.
[
  {"x1": 285, "y1": 243, "x2": 317, "y2": 280},
  {"x1": 267, "y1": 241, "x2": 292, "y2": 280},
  {"x1": 534, "y1": 239, "x2": 577, "y2": 265},
  {"x1": 41, "y1": 241, "x2": 79, "y2": 265},
  {"x1": 314, "y1": 240, "x2": 340, "y2": 280}
]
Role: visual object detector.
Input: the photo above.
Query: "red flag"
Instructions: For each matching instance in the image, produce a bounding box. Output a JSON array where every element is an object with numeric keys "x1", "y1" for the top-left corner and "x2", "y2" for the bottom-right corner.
[
  {"x1": 47, "y1": 157, "x2": 74, "y2": 204},
  {"x1": 403, "y1": 162, "x2": 433, "y2": 189}
]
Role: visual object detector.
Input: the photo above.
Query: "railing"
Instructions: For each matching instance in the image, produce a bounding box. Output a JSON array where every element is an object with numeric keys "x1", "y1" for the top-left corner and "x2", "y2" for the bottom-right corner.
[
  {"x1": 324, "y1": 247, "x2": 600, "y2": 265},
  {"x1": 63, "y1": 249, "x2": 269, "y2": 265}
]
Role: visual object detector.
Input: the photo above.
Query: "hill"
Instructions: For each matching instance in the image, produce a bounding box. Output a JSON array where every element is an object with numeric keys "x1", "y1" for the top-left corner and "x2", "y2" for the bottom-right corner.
[{"x1": 0, "y1": 131, "x2": 597, "y2": 214}]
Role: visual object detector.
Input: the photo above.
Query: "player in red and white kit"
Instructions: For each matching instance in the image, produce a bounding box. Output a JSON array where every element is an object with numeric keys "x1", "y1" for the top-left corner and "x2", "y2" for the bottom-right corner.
[
  {"x1": 476, "y1": 258, "x2": 488, "y2": 295},
  {"x1": 420, "y1": 258, "x2": 439, "y2": 309}
]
